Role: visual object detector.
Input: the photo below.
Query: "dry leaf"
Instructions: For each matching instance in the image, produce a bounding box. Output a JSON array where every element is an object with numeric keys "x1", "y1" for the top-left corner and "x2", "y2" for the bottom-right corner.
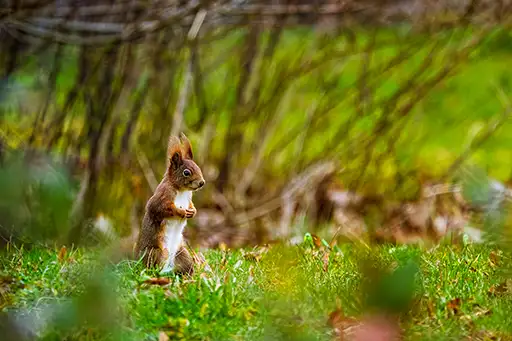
[
  {"x1": 466, "y1": 329, "x2": 499, "y2": 341},
  {"x1": 328, "y1": 308, "x2": 347, "y2": 327},
  {"x1": 144, "y1": 277, "x2": 171, "y2": 286},
  {"x1": 459, "y1": 304, "x2": 493, "y2": 323},
  {"x1": 311, "y1": 234, "x2": 322, "y2": 248},
  {"x1": 488, "y1": 281, "x2": 509, "y2": 297},
  {"x1": 158, "y1": 331, "x2": 169, "y2": 341},
  {"x1": 473, "y1": 307, "x2": 492, "y2": 318},
  {"x1": 447, "y1": 298, "x2": 462, "y2": 315},
  {"x1": 243, "y1": 252, "x2": 262, "y2": 262},
  {"x1": 328, "y1": 308, "x2": 359, "y2": 340},
  {"x1": 0, "y1": 276, "x2": 16, "y2": 301},
  {"x1": 242, "y1": 247, "x2": 268, "y2": 262},
  {"x1": 57, "y1": 246, "x2": 67, "y2": 262},
  {"x1": 489, "y1": 251, "x2": 499, "y2": 267}
]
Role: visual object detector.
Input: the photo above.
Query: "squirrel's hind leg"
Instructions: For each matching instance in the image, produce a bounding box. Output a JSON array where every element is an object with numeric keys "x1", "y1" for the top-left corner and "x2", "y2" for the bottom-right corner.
[
  {"x1": 174, "y1": 246, "x2": 194, "y2": 276},
  {"x1": 140, "y1": 247, "x2": 167, "y2": 270},
  {"x1": 139, "y1": 245, "x2": 193, "y2": 276}
]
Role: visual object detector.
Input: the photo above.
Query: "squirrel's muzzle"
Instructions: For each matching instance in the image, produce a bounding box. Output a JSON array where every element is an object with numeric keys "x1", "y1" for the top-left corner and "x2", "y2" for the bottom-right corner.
[{"x1": 190, "y1": 179, "x2": 205, "y2": 190}]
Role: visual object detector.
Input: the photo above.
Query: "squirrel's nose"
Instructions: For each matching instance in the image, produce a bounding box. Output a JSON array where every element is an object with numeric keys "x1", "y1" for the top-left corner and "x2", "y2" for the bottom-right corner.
[{"x1": 198, "y1": 180, "x2": 205, "y2": 188}]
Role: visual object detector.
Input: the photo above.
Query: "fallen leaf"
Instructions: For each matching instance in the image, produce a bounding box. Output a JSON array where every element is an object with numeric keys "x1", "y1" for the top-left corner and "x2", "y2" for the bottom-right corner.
[
  {"x1": 242, "y1": 247, "x2": 268, "y2": 262},
  {"x1": 473, "y1": 307, "x2": 492, "y2": 318},
  {"x1": 144, "y1": 278, "x2": 171, "y2": 286},
  {"x1": 0, "y1": 276, "x2": 17, "y2": 304},
  {"x1": 158, "y1": 331, "x2": 169, "y2": 341},
  {"x1": 488, "y1": 281, "x2": 509, "y2": 297},
  {"x1": 328, "y1": 308, "x2": 359, "y2": 340},
  {"x1": 57, "y1": 246, "x2": 67, "y2": 262},
  {"x1": 447, "y1": 298, "x2": 462, "y2": 315},
  {"x1": 328, "y1": 309, "x2": 352, "y2": 327},
  {"x1": 328, "y1": 309, "x2": 343, "y2": 327},
  {"x1": 311, "y1": 234, "x2": 322, "y2": 248},
  {"x1": 243, "y1": 252, "x2": 261, "y2": 262},
  {"x1": 465, "y1": 329, "x2": 500, "y2": 341},
  {"x1": 489, "y1": 251, "x2": 499, "y2": 267}
]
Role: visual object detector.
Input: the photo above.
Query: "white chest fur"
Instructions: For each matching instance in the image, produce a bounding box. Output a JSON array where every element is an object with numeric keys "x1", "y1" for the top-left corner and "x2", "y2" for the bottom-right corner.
[{"x1": 161, "y1": 191, "x2": 192, "y2": 273}]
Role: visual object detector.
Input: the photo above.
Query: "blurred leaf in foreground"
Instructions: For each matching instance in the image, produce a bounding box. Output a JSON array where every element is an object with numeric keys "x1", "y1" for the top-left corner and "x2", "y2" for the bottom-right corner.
[
  {"x1": 459, "y1": 166, "x2": 511, "y2": 246},
  {"x1": 0, "y1": 152, "x2": 75, "y2": 245},
  {"x1": 363, "y1": 256, "x2": 420, "y2": 316}
]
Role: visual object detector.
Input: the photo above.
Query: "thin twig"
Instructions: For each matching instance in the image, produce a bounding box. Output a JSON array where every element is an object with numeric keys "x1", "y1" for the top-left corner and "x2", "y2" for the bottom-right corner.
[
  {"x1": 135, "y1": 147, "x2": 158, "y2": 192},
  {"x1": 441, "y1": 106, "x2": 512, "y2": 181}
]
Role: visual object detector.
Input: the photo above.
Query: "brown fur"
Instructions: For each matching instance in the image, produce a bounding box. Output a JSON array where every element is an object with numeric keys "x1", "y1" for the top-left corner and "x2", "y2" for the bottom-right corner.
[
  {"x1": 135, "y1": 133, "x2": 204, "y2": 275},
  {"x1": 174, "y1": 245, "x2": 194, "y2": 275}
]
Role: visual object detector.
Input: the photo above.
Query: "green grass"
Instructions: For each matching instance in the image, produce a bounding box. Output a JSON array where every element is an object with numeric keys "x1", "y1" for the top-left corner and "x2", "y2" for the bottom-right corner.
[{"x1": 1, "y1": 241, "x2": 511, "y2": 341}]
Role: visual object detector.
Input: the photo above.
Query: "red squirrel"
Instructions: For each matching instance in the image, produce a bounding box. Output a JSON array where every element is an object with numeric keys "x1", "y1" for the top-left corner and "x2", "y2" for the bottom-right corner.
[{"x1": 135, "y1": 133, "x2": 205, "y2": 275}]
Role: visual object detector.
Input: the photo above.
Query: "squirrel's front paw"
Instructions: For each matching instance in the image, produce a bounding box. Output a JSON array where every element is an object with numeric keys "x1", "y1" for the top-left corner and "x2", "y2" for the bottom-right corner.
[
  {"x1": 185, "y1": 208, "x2": 196, "y2": 218},
  {"x1": 174, "y1": 208, "x2": 188, "y2": 219}
]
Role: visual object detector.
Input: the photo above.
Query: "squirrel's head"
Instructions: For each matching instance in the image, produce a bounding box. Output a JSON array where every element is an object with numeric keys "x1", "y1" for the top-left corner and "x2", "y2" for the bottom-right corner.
[{"x1": 167, "y1": 133, "x2": 205, "y2": 191}]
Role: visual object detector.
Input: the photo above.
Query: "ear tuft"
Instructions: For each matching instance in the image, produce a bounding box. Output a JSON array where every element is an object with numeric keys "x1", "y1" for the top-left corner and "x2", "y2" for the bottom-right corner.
[
  {"x1": 168, "y1": 136, "x2": 182, "y2": 169},
  {"x1": 168, "y1": 136, "x2": 180, "y2": 152},
  {"x1": 179, "y1": 132, "x2": 194, "y2": 160}
]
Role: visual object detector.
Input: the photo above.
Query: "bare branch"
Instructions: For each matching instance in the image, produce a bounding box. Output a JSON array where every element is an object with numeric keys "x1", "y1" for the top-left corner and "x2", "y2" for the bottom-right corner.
[
  {"x1": 170, "y1": 61, "x2": 192, "y2": 138},
  {"x1": 170, "y1": 9, "x2": 206, "y2": 137},
  {"x1": 135, "y1": 147, "x2": 158, "y2": 192},
  {"x1": 442, "y1": 105, "x2": 512, "y2": 181}
]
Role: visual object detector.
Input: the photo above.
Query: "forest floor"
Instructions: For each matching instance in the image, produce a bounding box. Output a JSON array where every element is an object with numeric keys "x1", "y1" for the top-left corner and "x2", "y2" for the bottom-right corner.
[{"x1": 1, "y1": 241, "x2": 511, "y2": 341}]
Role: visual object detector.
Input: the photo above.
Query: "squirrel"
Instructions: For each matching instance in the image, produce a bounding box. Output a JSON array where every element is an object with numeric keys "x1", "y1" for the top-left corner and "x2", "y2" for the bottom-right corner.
[{"x1": 135, "y1": 133, "x2": 205, "y2": 275}]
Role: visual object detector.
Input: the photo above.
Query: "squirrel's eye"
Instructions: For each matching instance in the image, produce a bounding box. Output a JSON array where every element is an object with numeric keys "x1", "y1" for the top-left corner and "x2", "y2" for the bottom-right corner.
[{"x1": 183, "y1": 169, "x2": 191, "y2": 177}]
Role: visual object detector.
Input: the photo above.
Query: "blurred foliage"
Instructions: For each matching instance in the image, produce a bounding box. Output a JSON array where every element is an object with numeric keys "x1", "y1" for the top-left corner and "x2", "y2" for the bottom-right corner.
[
  {"x1": 0, "y1": 152, "x2": 75, "y2": 245},
  {"x1": 0, "y1": 17, "x2": 511, "y2": 242},
  {"x1": 364, "y1": 257, "x2": 420, "y2": 315},
  {"x1": 458, "y1": 166, "x2": 512, "y2": 249}
]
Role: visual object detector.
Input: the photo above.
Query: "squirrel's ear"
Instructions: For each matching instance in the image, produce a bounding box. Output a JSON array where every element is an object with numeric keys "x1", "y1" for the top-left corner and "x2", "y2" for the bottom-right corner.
[
  {"x1": 179, "y1": 132, "x2": 194, "y2": 160},
  {"x1": 168, "y1": 136, "x2": 182, "y2": 169},
  {"x1": 170, "y1": 151, "x2": 182, "y2": 170}
]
